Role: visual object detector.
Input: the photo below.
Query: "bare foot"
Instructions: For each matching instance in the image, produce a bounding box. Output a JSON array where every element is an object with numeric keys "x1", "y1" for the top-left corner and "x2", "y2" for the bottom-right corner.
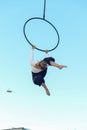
[
  {"x1": 41, "y1": 83, "x2": 50, "y2": 96},
  {"x1": 58, "y1": 65, "x2": 67, "y2": 70},
  {"x1": 46, "y1": 89, "x2": 50, "y2": 96}
]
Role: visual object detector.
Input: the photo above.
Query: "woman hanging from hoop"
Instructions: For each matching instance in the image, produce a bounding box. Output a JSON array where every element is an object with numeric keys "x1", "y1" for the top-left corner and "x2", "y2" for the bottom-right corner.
[{"x1": 30, "y1": 45, "x2": 67, "y2": 96}]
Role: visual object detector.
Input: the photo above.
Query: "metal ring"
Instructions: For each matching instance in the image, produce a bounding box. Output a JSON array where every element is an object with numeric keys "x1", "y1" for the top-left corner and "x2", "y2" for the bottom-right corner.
[{"x1": 23, "y1": 17, "x2": 60, "y2": 52}]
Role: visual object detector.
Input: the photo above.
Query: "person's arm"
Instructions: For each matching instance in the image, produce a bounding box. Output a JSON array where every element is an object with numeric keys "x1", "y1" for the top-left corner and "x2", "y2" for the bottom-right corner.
[
  {"x1": 30, "y1": 46, "x2": 36, "y2": 65},
  {"x1": 45, "y1": 50, "x2": 49, "y2": 57}
]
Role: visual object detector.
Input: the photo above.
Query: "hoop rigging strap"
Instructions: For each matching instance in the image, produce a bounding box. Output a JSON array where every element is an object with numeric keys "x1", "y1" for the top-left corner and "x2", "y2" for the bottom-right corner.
[{"x1": 43, "y1": 0, "x2": 46, "y2": 19}]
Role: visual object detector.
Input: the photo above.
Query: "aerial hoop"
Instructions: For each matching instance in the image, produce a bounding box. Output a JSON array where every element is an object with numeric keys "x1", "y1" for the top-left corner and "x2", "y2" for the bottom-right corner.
[
  {"x1": 23, "y1": 17, "x2": 60, "y2": 52},
  {"x1": 23, "y1": 0, "x2": 60, "y2": 52}
]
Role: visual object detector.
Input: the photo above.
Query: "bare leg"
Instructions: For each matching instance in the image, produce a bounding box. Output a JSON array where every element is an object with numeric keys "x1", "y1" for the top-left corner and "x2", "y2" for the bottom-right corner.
[
  {"x1": 50, "y1": 61, "x2": 67, "y2": 70},
  {"x1": 41, "y1": 83, "x2": 50, "y2": 96}
]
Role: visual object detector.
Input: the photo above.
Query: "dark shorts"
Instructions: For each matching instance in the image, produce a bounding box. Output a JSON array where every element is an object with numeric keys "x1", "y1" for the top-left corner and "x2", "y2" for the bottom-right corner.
[
  {"x1": 43, "y1": 57, "x2": 55, "y2": 65},
  {"x1": 32, "y1": 68, "x2": 47, "y2": 86}
]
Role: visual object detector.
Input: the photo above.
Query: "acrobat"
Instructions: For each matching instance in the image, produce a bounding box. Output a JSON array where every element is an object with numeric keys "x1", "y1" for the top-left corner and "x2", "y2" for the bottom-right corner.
[{"x1": 30, "y1": 46, "x2": 67, "y2": 96}]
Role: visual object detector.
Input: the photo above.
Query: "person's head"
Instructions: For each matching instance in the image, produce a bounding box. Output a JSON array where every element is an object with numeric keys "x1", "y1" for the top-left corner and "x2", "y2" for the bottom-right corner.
[{"x1": 39, "y1": 61, "x2": 47, "y2": 70}]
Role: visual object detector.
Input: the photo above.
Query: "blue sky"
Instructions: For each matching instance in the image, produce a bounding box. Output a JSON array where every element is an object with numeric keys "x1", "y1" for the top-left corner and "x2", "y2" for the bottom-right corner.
[{"x1": 0, "y1": 0, "x2": 87, "y2": 130}]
